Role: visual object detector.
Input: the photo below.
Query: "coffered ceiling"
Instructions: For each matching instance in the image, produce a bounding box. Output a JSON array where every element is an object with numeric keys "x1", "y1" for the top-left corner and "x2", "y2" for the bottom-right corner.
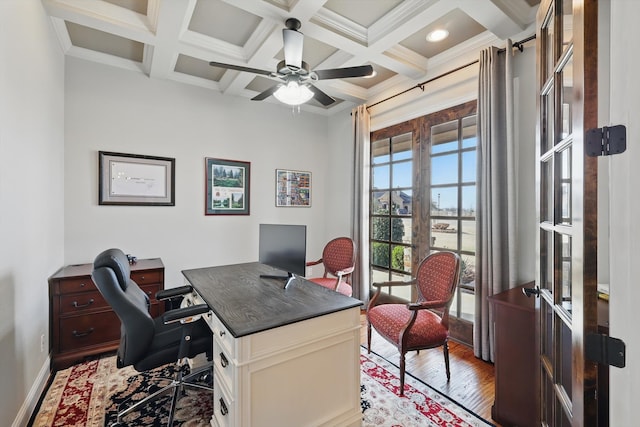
[{"x1": 42, "y1": 0, "x2": 539, "y2": 114}]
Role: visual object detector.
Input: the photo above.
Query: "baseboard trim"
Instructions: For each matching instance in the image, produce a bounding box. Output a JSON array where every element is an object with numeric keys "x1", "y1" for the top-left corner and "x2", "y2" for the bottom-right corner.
[{"x1": 12, "y1": 355, "x2": 51, "y2": 427}]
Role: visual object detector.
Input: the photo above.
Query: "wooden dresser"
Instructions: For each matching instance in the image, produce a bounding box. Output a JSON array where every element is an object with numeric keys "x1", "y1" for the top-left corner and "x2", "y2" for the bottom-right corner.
[{"x1": 48, "y1": 258, "x2": 164, "y2": 370}]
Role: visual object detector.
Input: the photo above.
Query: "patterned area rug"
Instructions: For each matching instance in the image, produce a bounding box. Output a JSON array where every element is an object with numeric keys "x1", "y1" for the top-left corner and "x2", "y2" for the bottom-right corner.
[{"x1": 32, "y1": 348, "x2": 492, "y2": 426}]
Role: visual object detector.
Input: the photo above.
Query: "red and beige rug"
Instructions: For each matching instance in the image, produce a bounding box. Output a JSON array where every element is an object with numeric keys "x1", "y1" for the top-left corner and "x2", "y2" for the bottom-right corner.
[{"x1": 32, "y1": 348, "x2": 492, "y2": 426}]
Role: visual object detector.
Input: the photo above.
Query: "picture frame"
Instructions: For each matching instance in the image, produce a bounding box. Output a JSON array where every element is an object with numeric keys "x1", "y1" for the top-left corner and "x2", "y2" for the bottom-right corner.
[
  {"x1": 205, "y1": 157, "x2": 250, "y2": 215},
  {"x1": 276, "y1": 169, "x2": 311, "y2": 207},
  {"x1": 98, "y1": 151, "x2": 175, "y2": 206}
]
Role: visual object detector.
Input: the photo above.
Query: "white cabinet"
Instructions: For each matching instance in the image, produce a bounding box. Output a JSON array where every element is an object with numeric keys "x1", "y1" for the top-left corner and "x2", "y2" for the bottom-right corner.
[{"x1": 186, "y1": 288, "x2": 362, "y2": 427}]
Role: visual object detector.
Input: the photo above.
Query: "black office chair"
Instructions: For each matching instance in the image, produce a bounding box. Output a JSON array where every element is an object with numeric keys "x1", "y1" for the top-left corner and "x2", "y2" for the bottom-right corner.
[{"x1": 92, "y1": 248, "x2": 213, "y2": 427}]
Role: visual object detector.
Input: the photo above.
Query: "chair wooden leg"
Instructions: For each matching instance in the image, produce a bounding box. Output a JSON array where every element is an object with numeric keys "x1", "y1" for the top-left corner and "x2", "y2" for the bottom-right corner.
[
  {"x1": 443, "y1": 341, "x2": 450, "y2": 381},
  {"x1": 367, "y1": 322, "x2": 372, "y2": 354},
  {"x1": 399, "y1": 352, "x2": 406, "y2": 396}
]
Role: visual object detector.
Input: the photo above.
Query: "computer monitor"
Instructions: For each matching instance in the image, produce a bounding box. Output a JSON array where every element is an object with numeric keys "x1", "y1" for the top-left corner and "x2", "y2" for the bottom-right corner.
[{"x1": 258, "y1": 224, "x2": 306, "y2": 284}]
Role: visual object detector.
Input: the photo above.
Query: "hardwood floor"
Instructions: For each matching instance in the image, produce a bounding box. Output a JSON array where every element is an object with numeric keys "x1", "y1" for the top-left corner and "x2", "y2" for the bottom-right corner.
[{"x1": 360, "y1": 314, "x2": 499, "y2": 425}]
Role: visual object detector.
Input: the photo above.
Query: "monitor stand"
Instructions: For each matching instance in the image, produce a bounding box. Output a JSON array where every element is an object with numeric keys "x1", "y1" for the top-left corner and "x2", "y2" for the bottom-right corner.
[{"x1": 259, "y1": 272, "x2": 296, "y2": 289}]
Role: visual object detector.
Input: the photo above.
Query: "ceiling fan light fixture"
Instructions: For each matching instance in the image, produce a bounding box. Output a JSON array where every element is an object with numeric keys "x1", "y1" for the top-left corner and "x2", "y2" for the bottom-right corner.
[
  {"x1": 426, "y1": 29, "x2": 449, "y2": 42},
  {"x1": 273, "y1": 81, "x2": 314, "y2": 106}
]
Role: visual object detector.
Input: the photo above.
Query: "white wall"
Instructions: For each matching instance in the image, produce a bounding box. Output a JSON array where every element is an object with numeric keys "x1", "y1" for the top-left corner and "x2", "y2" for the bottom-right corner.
[
  {"x1": 0, "y1": 1, "x2": 65, "y2": 425},
  {"x1": 64, "y1": 57, "x2": 339, "y2": 286},
  {"x1": 608, "y1": 1, "x2": 640, "y2": 424}
]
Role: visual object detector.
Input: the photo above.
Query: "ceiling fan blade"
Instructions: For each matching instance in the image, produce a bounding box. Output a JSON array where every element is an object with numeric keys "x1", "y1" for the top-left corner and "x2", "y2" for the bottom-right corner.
[
  {"x1": 251, "y1": 85, "x2": 280, "y2": 101},
  {"x1": 282, "y1": 28, "x2": 303, "y2": 70},
  {"x1": 209, "y1": 61, "x2": 273, "y2": 76},
  {"x1": 308, "y1": 85, "x2": 335, "y2": 106},
  {"x1": 313, "y1": 65, "x2": 374, "y2": 80}
]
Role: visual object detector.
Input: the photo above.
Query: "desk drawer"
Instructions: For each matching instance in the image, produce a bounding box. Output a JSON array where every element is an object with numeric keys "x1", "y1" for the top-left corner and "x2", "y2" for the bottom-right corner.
[
  {"x1": 209, "y1": 312, "x2": 234, "y2": 359},
  {"x1": 214, "y1": 336, "x2": 235, "y2": 395},
  {"x1": 59, "y1": 311, "x2": 120, "y2": 352},
  {"x1": 213, "y1": 379, "x2": 234, "y2": 427}
]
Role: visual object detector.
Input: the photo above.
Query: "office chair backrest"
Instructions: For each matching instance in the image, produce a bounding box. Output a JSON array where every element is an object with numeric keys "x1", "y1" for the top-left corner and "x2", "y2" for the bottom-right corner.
[{"x1": 92, "y1": 248, "x2": 155, "y2": 368}]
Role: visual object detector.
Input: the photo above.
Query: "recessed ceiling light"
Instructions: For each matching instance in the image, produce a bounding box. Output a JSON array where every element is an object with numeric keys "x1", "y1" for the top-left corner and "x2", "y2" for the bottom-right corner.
[{"x1": 426, "y1": 29, "x2": 449, "y2": 42}]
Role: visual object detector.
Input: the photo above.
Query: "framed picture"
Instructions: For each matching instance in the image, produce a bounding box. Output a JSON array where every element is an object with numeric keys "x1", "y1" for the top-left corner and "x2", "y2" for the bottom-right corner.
[
  {"x1": 98, "y1": 151, "x2": 175, "y2": 206},
  {"x1": 276, "y1": 169, "x2": 311, "y2": 207},
  {"x1": 205, "y1": 158, "x2": 250, "y2": 215}
]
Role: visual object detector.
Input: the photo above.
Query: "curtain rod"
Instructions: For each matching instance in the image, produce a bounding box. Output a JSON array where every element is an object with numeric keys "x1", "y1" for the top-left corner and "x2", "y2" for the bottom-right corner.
[{"x1": 365, "y1": 34, "x2": 536, "y2": 111}]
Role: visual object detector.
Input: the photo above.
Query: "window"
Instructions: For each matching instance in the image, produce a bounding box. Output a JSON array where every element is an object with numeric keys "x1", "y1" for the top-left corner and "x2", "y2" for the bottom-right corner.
[{"x1": 369, "y1": 101, "x2": 477, "y2": 344}]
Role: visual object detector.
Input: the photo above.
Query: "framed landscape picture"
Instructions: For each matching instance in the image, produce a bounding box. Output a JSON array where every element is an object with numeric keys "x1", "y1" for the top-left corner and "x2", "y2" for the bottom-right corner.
[
  {"x1": 205, "y1": 158, "x2": 250, "y2": 215},
  {"x1": 276, "y1": 169, "x2": 311, "y2": 207}
]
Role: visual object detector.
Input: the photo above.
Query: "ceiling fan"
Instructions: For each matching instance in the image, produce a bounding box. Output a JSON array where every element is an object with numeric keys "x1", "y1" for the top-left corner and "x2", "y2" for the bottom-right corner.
[{"x1": 209, "y1": 18, "x2": 374, "y2": 106}]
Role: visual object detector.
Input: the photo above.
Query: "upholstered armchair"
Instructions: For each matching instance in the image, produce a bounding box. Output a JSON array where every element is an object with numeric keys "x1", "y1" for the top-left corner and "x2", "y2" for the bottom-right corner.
[
  {"x1": 306, "y1": 237, "x2": 356, "y2": 296},
  {"x1": 366, "y1": 251, "x2": 461, "y2": 396}
]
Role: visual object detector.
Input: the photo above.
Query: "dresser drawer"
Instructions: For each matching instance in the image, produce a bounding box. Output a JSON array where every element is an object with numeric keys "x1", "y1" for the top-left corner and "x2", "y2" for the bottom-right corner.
[
  {"x1": 59, "y1": 311, "x2": 120, "y2": 352},
  {"x1": 58, "y1": 277, "x2": 97, "y2": 294},
  {"x1": 140, "y1": 283, "x2": 162, "y2": 302},
  {"x1": 59, "y1": 291, "x2": 109, "y2": 315},
  {"x1": 131, "y1": 270, "x2": 162, "y2": 285}
]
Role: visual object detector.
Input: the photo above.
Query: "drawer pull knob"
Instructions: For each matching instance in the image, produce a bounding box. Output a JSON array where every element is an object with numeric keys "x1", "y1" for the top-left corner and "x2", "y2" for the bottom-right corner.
[
  {"x1": 72, "y1": 299, "x2": 95, "y2": 309},
  {"x1": 220, "y1": 352, "x2": 228, "y2": 368},
  {"x1": 80, "y1": 283, "x2": 86, "y2": 287},
  {"x1": 219, "y1": 330, "x2": 225, "y2": 337},
  {"x1": 219, "y1": 398, "x2": 228, "y2": 416},
  {"x1": 72, "y1": 328, "x2": 95, "y2": 338}
]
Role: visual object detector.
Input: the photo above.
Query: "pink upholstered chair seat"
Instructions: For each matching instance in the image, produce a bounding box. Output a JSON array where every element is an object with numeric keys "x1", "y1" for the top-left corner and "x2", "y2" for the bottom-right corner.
[
  {"x1": 308, "y1": 277, "x2": 353, "y2": 296},
  {"x1": 367, "y1": 304, "x2": 448, "y2": 349}
]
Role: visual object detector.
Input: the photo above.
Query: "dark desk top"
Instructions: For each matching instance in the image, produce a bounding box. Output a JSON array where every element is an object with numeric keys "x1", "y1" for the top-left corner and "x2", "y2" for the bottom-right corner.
[{"x1": 182, "y1": 262, "x2": 363, "y2": 338}]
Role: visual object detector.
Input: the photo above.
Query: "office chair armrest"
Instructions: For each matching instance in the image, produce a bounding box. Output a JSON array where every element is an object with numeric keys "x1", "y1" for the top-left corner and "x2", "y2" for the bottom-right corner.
[
  {"x1": 305, "y1": 258, "x2": 323, "y2": 267},
  {"x1": 162, "y1": 303, "x2": 210, "y2": 324},
  {"x1": 156, "y1": 285, "x2": 193, "y2": 300}
]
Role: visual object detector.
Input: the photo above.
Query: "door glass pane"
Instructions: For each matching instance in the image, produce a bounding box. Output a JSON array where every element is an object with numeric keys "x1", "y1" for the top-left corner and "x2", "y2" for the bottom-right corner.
[
  {"x1": 390, "y1": 272, "x2": 413, "y2": 300},
  {"x1": 371, "y1": 242, "x2": 389, "y2": 268},
  {"x1": 562, "y1": 0, "x2": 574, "y2": 49},
  {"x1": 461, "y1": 115, "x2": 477, "y2": 149},
  {"x1": 431, "y1": 187, "x2": 458, "y2": 216},
  {"x1": 542, "y1": 374, "x2": 554, "y2": 425},
  {"x1": 541, "y1": 302, "x2": 553, "y2": 361},
  {"x1": 372, "y1": 139, "x2": 390, "y2": 164},
  {"x1": 392, "y1": 160, "x2": 412, "y2": 188},
  {"x1": 561, "y1": 55, "x2": 573, "y2": 139},
  {"x1": 544, "y1": 11, "x2": 555, "y2": 80},
  {"x1": 544, "y1": 86, "x2": 556, "y2": 150},
  {"x1": 560, "y1": 234, "x2": 572, "y2": 313},
  {"x1": 390, "y1": 217, "x2": 410, "y2": 244},
  {"x1": 371, "y1": 191, "x2": 389, "y2": 214},
  {"x1": 431, "y1": 219, "x2": 458, "y2": 250},
  {"x1": 461, "y1": 220, "x2": 476, "y2": 253},
  {"x1": 541, "y1": 230, "x2": 553, "y2": 291},
  {"x1": 391, "y1": 244, "x2": 411, "y2": 272},
  {"x1": 371, "y1": 216, "x2": 389, "y2": 240},
  {"x1": 431, "y1": 120, "x2": 458, "y2": 153},
  {"x1": 391, "y1": 133, "x2": 412, "y2": 161},
  {"x1": 394, "y1": 189, "x2": 412, "y2": 216},
  {"x1": 559, "y1": 147, "x2": 572, "y2": 225},
  {"x1": 541, "y1": 159, "x2": 553, "y2": 222},
  {"x1": 560, "y1": 318, "x2": 573, "y2": 400},
  {"x1": 431, "y1": 153, "x2": 458, "y2": 185},
  {"x1": 461, "y1": 185, "x2": 476, "y2": 217},
  {"x1": 461, "y1": 150, "x2": 476, "y2": 183},
  {"x1": 460, "y1": 255, "x2": 475, "y2": 287},
  {"x1": 372, "y1": 164, "x2": 389, "y2": 190}
]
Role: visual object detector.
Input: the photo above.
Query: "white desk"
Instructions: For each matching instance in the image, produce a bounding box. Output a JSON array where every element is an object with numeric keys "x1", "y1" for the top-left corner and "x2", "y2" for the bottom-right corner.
[{"x1": 182, "y1": 262, "x2": 363, "y2": 427}]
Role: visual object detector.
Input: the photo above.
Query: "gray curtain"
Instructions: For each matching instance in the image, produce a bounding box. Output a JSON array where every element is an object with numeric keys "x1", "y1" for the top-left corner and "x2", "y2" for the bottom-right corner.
[
  {"x1": 474, "y1": 41, "x2": 518, "y2": 362},
  {"x1": 351, "y1": 104, "x2": 371, "y2": 302}
]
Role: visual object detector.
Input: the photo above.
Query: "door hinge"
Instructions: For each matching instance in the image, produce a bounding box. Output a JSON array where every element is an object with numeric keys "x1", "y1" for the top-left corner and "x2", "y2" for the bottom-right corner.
[
  {"x1": 585, "y1": 333, "x2": 626, "y2": 368},
  {"x1": 586, "y1": 125, "x2": 626, "y2": 157}
]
